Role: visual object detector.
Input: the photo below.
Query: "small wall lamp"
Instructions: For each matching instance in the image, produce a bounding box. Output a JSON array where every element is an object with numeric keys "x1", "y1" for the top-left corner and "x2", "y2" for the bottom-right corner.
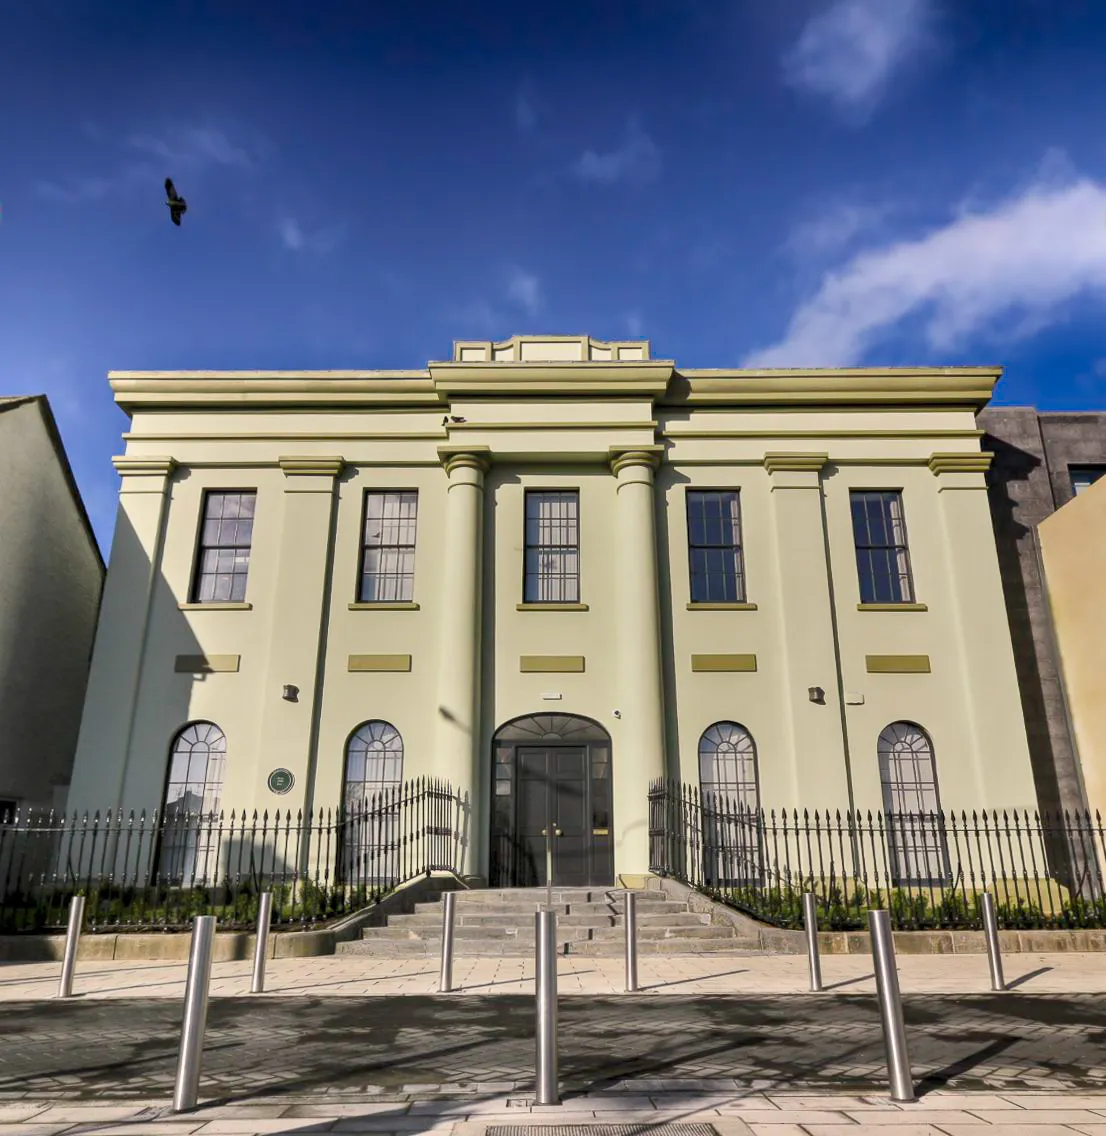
[
  {"x1": 808, "y1": 686, "x2": 825, "y2": 704},
  {"x1": 282, "y1": 684, "x2": 299, "y2": 703}
]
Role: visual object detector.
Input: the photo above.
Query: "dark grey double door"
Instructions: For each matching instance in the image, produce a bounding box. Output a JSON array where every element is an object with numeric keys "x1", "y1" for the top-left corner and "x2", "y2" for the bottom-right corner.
[{"x1": 514, "y1": 745, "x2": 613, "y2": 888}]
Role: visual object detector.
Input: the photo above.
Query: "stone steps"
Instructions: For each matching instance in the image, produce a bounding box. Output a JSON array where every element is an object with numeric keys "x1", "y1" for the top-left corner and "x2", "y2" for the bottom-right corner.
[{"x1": 339, "y1": 883, "x2": 756, "y2": 957}]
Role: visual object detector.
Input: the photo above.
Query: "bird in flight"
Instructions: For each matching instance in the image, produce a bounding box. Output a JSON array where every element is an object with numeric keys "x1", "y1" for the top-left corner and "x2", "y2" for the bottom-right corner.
[{"x1": 165, "y1": 178, "x2": 187, "y2": 226}]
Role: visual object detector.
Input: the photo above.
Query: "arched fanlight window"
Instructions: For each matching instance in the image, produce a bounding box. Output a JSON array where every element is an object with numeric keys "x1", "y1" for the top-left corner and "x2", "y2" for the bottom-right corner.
[
  {"x1": 877, "y1": 721, "x2": 948, "y2": 885},
  {"x1": 343, "y1": 720, "x2": 404, "y2": 808},
  {"x1": 698, "y1": 722, "x2": 761, "y2": 887},
  {"x1": 698, "y1": 721, "x2": 759, "y2": 808},
  {"x1": 158, "y1": 722, "x2": 226, "y2": 884},
  {"x1": 162, "y1": 722, "x2": 226, "y2": 818}
]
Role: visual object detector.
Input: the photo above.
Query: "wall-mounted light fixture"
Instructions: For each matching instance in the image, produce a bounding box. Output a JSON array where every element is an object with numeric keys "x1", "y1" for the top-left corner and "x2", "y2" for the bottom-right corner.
[
  {"x1": 808, "y1": 686, "x2": 825, "y2": 704},
  {"x1": 282, "y1": 684, "x2": 299, "y2": 703}
]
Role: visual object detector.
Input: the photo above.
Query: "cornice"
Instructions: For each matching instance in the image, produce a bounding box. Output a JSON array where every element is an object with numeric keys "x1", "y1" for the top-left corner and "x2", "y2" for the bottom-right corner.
[
  {"x1": 763, "y1": 452, "x2": 829, "y2": 475},
  {"x1": 112, "y1": 456, "x2": 177, "y2": 477},
  {"x1": 927, "y1": 452, "x2": 994, "y2": 475},
  {"x1": 278, "y1": 456, "x2": 345, "y2": 477}
]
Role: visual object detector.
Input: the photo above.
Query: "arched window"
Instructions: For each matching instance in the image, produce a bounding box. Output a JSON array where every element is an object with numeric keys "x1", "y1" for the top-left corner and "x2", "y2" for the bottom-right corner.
[
  {"x1": 699, "y1": 721, "x2": 759, "y2": 807},
  {"x1": 343, "y1": 720, "x2": 404, "y2": 808},
  {"x1": 162, "y1": 722, "x2": 226, "y2": 818},
  {"x1": 341, "y1": 721, "x2": 403, "y2": 885},
  {"x1": 698, "y1": 722, "x2": 761, "y2": 886},
  {"x1": 158, "y1": 722, "x2": 226, "y2": 885},
  {"x1": 878, "y1": 721, "x2": 948, "y2": 886}
]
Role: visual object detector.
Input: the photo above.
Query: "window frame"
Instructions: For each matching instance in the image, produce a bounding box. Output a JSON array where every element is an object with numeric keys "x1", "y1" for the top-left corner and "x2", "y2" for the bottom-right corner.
[
  {"x1": 189, "y1": 489, "x2": 258, "y2": 604},
  {"x1": 686, "y1": 488, "x2": 747, "y2": 604},
  {"x1": 522, "y1": 488, "x2": 581, "y2": 604},
  {"x1": 1070, "y1": 466, "x2": 1106, "y2": 497},
  {"x1": 850, "y1": 488, "x2": 916, "y2": 605},
  {"x1": 357, "y1": 489, "x2": 419, "y2": 604}
]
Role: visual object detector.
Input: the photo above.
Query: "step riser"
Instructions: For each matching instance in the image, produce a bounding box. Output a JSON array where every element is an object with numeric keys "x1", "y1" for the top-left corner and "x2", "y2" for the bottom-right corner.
[
  {"x1": 337, "y1": 939, "x2": 759, "y2": 958},
  {"x1": 391, "y1": 912, "x2": 708, "y2": 929}
]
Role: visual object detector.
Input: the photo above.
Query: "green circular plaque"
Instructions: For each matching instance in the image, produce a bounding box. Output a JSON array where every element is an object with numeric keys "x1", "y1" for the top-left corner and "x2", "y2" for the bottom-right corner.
[{"x1": 267, "y1": 768, "x2": 294, "y2": 795}]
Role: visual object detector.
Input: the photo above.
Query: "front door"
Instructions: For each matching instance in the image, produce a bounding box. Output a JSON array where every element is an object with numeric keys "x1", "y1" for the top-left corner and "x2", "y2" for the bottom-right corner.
[{"x1": 516, "y1": 746, "x2": 590, "y2": 887}]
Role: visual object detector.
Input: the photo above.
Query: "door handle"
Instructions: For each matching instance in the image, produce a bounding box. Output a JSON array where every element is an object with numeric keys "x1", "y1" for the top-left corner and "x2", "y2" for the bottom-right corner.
[{"x1": 541, "y1": 829, "x2": 564, "y2": 837}]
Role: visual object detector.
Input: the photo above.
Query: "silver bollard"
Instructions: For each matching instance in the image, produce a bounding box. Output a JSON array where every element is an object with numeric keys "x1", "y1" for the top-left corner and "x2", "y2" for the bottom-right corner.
[
  {"x1": 535, "y1": 907, "x2": 560, "y2": 1106},
  {"x1": 173, "y1": 915, "x2": 217, "y2": 1113},
  {"x1": 802, "y1": 892, "x2": 823, "y2": 992},
  {"x1": 624, "y1": 890, "x2": 639, "y2": 992},
  {"x1": 57, "y1": 895, "x2": 86, "y2": 999},
  {"x1": 439, "y1": 891, "x2": 457, "y2": 993},
  {"x1": 868, "y1": 909, "x2": 915, "y2": 1103},
  {"x1": 980, "y1": 892, "x2": 1005, "y2": 991},
  {"x1": 250, "y1": 892, "x2": 273, "y2": 994}
]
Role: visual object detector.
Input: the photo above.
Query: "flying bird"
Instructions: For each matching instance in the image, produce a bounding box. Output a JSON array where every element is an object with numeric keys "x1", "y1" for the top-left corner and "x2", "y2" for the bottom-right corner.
[{"x1": 165, "y1": 178, "x2": 187, "y2": 226}]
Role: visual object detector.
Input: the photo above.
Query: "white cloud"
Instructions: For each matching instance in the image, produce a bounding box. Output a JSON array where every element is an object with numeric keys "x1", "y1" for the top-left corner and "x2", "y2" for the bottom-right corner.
[
  {"x1": 743, "y1": 164, "x2": 1106, "y2": 368},
  {"x1": 505, "y1": 266, "x2": 542, "y2": 316},
  {"x1": 782, "y1": 0, "x2": 931, "y2": 119},
  {"x1": 35, "y1": 125, "x2": 256, "y2": 205},
  {"x1": 278, "y1": 216, "x2": 344, "y2": 254},
  {"x1": 785, "y1": 200, "x2": 894, "y2": 260},
  {"x1": 573, "y1": 119, "x2": 661, "y2": 186},
  {"x1": 625, "y1": 312, "x2": 645, "y2": 338}
]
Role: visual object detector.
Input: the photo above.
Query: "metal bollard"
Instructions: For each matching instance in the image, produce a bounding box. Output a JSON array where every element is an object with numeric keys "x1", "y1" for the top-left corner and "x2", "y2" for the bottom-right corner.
[
  {"x1": 439, "y1": 891, "x2": 457, "y2": 993},
  {"x1": 980, "y1": 892, "x2": 1005, "y2": 992},
  {"x1": 250, "y1": 892, "x2": 273, "y2": 994},
  {"x1": 624, "y1": 890, "x2": 639, "y2": 992},
  {"x1": 535, "y1": 907, "x2": 560, "y2": 1106},
  {"x1": 802, "y1": 892, "x2": 823, "y2": 992},
  {"x1": 869, "y1": 909, "x2": 915, "y2": 1103},
  {"x1": 57, "y1": 895, "x2": 86, "y2": 999},
  {"x1": 173, "y1": 915, "x2": 217, "y2": 1113}
]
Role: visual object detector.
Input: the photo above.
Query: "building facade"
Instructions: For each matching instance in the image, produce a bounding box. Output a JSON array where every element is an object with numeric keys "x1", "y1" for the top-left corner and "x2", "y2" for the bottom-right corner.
[
  {"x1": 68, "y1": 337, "x2": 1037, "y2": 884},
  {"x1": 978, "y1": 408, "x2": 1106, "y2": 823},
  {"x1": 0, "y1": 396, "x2": 104, "y2": 819},
  {"x1": 1037, "y1": 473, "x2": 1106, "y2": 825}
]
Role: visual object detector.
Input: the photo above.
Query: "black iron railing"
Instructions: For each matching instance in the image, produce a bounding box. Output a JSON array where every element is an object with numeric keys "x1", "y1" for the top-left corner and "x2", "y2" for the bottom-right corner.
[
  {"x1": 648, "y1": 778, "x2": 1106, "y2": 930},
  {"x1": 0, "y1": 777, "x2": 460, "y2": 933}
]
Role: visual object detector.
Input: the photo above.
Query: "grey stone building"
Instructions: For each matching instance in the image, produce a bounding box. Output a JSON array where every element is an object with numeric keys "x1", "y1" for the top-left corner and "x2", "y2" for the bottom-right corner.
[
  {"x1": 0, "y1": 396, "x2": 104, "y2": 819},
  {"x1": 979, "y1": 407, "x2": 1106, "y2": 823}
]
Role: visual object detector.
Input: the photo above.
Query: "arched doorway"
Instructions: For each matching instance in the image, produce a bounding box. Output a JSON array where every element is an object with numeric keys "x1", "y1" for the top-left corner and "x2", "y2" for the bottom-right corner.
[{"x1": 490, "y1": 713, "x2": 613, "y2": 888}]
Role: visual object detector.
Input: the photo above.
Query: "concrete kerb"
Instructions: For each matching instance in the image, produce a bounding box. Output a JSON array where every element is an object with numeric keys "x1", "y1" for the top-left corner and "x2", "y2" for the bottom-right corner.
[
  {"x1": 648, "y1": 874, "x2": 1106, "y2": 954},
  {"x1": 0, "y1": 871, "x2": 469, "y2": 963}
]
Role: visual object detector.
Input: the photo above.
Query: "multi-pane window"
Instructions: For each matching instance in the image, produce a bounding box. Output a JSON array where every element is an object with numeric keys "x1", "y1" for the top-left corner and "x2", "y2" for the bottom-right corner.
[
  {"x1": 687, "y1": 490, "x2": 746, "y2": 603},
  {"x1": 524, "y1": 490, "x2": 579, "y2": 603},
  {"x1": 341, "y1": 721, "x2": 404, "y2": 885},
  {"x1": 850, "y1": 490, "x2": 914, "y2": 604},
  {"x1": 698, "y1": 722, "x2": 761, "y2": 887},
  {"x1": 158, "y1": 722, "x2": 227, "y2": 884},
  {"x1": 359, "y1": 491, "x2": 418, "y2": 602},
  {"x1": 1071, "y1": 466, "x2": 1106, "y2": 496},
  {"x1": 191, "y1": 491, "x2": 256, "y2": 603},
  {"x1": 878, "y1": 721, "x2": 949, "y2": 886}
]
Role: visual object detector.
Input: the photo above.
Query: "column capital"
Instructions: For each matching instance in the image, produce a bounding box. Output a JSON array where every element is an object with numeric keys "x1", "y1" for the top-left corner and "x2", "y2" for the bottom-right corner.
[
  {"x1": 928, "y1": 451, "x2": 993, "y2": 476},
  {"x1": 112, "y1": 456, "x2": 177, "y2": 478},
  {"x1": 763, "y1": 452, "x2": 829, "y2": 475},
  {"x1": 438, "y1": 447, "x2": 491, "y2": 477},
  {"x1": 609, "y1": 446, "x2": 663, "y2": 477},
  {"x1": 278, "y1": 456, "x2": 345, "y2": 477}
]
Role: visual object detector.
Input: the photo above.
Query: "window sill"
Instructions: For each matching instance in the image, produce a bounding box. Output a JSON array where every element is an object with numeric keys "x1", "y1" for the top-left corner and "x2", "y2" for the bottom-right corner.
[
  {"x1": 178, "y1": 602, "x2": 253, "y2": 611},
  {"x1": 516, "y1": 603, "x2": 589, "y2": 612},
  {"x1": 686, "y1": 602, "x2": 758, "y2": 611},
  {"x1": 857, "y1": 603, "x2": 928, "y2": 612},
  {"x1": 348, "y1": 602, "x2": 420, "y2": 611}
]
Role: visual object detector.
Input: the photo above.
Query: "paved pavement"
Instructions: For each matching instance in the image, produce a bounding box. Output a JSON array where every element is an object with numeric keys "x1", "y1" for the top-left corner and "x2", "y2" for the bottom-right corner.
[
  {"x1": 4, "y1": 955, "x2": 1106, "y2": 1132},
  {"x1": 1, "y1": 952, "x2": 1102, "y2": 1001}
]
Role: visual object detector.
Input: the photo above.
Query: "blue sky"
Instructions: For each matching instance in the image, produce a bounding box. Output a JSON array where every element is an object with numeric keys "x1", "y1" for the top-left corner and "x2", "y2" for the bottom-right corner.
[{"x1": 4, "y1": 0, "x2": 1106, "y2": 555}]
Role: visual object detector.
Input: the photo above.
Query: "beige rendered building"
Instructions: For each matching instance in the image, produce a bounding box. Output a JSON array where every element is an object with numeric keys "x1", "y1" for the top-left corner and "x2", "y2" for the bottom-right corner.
[
  {"x1": 1039, "y1": 473, "x2": 1106, "y2": 822},
  {"x1": 0, "y1": 395, "x2": 104, "y2": 819},
  {"x1": 67, "y1": 336, "x2": 1037, "y2": 885}
]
